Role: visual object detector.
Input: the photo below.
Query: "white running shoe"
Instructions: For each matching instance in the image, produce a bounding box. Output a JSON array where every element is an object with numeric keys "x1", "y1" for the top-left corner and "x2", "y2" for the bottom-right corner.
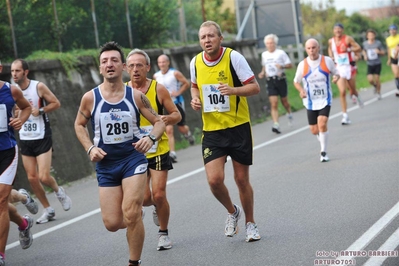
[
  {"x1": 245, "y1": 222, "x2": 261, "y2": 242},
  {"x1": 56, "y1": 187, "x2": 72, "y2": 211},
  {"x1": 377, "y1": 93, "x2": 382, "y2": 100},
  {"x1": 225, "y1": 205, "x2": 242, "y2": 237},
  {"x1": 341, "y1": 115, "x2": 351, "y2": 125},
  {"x1": 157, "y1": 235, "x2": 172, "y2": 251},
  {"x1": 19, "y1": 188, "x2": 38, "y2": 214},
  {"x1": 152, "y1": 206, "x2": 159, "y2": 226},
  {"x1": 19, "y1": 214, "x2": 33, "y2": 249},
  {"x1": 272, "y1": 124, "x2": 281, "y2": 134},
  {"x1": 169, "y1": 151, "x2": 177, "y2": 163},
  {"x1": 184, "y1": 132, "x2": 195, "y2": 145},
  {"x1": 351, "y1": 94, "x2": 357, "y2": 104},
  {"x1": 357, "y1": 95, "x2": 364, "y2": 108},
  {"x1": 320, "y1": 152, "x2": 329, "y2": 163},
  {"x1": 0, "y1": 254, "x2": 4, "y2": 266},
  {"x1": 287, "y1": 113, "x2": 293, "y2": 127},
  {"x1": 36, "y1": 209, "x2": 56, "y2": 224}
]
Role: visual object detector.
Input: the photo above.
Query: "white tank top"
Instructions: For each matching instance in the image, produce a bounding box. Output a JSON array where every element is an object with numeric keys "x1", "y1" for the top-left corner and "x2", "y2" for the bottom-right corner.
[
  {"x1": 19, "y1": 80, "x2": 49, "y2": 140},
  {"x1": 154, "y1": 68, "x2": 183, "y2": 104}
]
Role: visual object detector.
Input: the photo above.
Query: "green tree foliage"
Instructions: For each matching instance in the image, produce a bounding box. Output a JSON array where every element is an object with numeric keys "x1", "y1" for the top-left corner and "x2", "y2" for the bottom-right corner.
[
  {"x1": 0, "y1": 0, "x2": 237, "y2": 60},
  {"x1": 183, "y1": 0, "x2": 236, "y2": 42},
  {"x1": 301, "y1": 0, "x2": 399, "y2": 50},
  {"x1": 130, "y1": 0, "x2": 179, "y2": 48}
]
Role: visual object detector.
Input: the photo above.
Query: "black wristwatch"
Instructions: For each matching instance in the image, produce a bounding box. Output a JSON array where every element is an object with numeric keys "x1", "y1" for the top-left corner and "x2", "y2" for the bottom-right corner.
[{"x1": 145, "y1": 134, "x2": 156, "y2": 144}]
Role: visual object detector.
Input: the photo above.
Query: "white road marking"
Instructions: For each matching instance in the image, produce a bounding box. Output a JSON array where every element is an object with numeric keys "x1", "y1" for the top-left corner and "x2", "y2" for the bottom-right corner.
[
  {"x1": 6, "y1": 89, "x2": 397, "y2": 251},
  {"x1": 330, "y1": 201, "x2": 399, "y2": 266},
  {"x1": 363, "y1": 226, "x2": 399, "y2": 266}
]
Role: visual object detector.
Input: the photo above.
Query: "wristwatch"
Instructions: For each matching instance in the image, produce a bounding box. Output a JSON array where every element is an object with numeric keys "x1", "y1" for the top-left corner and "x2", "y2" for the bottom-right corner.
[{"x1": 146, "y1": 134, "x2": 156, "y2": 144}]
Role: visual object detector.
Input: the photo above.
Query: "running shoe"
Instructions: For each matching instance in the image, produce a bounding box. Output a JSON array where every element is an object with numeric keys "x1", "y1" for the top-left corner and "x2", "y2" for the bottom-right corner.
[
  {"x1": 157, "y1": 235, "x2": 172, "y2": 251},
  {"x1": 341, "y1": 115, "x2": 351, "y2": 125},
  {"x1": 272, "y1": 124, "x2": 281, "y2": 134},
  {"x1": 152, "y1": 206, "x2": 159, "y2": 226},
  {"x1": 36, "y1": 208, "x2": 56, "y2": 224},
  {"x1": 185, "y1": 132, "x2": 195, "y2": 145},
  {"x1": 287, "y1": 113, "x2": 293, "y2": 127},
  {"x1": 357, "y1": 95, "x2": 364, "y2": 108},
  {"x1": 18, "y1": 188, "x2": 38, "y2": 214},
  {"x1": 0, "y1": 254, "x2": 4, "y2": 266},
  {"x1": 55, "y1": 186, "x2": 72, "y2": 211},
  {"x1": 377, "y1": 93, "x2": 382, "y2": 100},
  {"x1": 351, "y1": 94, "x2": 357, "y2": 104},
  {"x1": 320, "y1": 152, "x2": 329, "y2": 163},
  {"x1": 245, "y1": 222, "x2": 261, "y2": 242},
  {"x1": 169, "y1": 151, "x2": 177, "y2": 163},
  {"x1": 19, "y1": 214, "x2": 33, "y2": 249},
  {"x1": 225, "y1": 204, "x2": 242, "y2": 237}
]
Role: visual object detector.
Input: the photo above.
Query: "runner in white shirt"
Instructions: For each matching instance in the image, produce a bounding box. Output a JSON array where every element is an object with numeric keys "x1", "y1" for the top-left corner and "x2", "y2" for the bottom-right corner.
[
  {"x1": 11, "y1": 59, "x2": 72, "y2": 224},
  {"x1": 154, "y1": 54, "x2": 195, "y2": 163},
  {"x1": 328, "y1": 23, "x2": 363, "y2": 125},
  {"x1": 258, "y1": 34, "x2": 293, "y2": 134},
  {"x1": 293, "y1": 38, "x2": 340, "y2": 162}
]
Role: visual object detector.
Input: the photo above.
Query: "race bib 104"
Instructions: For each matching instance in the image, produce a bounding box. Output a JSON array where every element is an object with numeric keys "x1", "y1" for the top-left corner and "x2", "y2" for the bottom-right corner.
[{"x1": 202, "y1": 84, "x2": 230, "y2": 113}]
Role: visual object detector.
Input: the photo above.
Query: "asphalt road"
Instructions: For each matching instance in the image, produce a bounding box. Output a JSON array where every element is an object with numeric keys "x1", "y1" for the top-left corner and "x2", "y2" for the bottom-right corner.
[{"x1": 6, "y1": 81, "x2": 399, "y2": 266}]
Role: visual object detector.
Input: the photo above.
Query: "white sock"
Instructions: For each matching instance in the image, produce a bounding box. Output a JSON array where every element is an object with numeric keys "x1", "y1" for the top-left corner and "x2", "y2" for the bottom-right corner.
[{"x1": 319, "y1": 131, "x2": 329, "y2": 153}]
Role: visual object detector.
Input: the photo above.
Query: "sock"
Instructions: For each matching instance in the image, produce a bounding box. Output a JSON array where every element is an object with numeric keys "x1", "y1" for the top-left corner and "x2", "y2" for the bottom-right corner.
[
  {"x1": 46, "y1": 206, "x2": 55, "y2": 214},
  {"x1": 232, "y1": 205, "x2": 240, "y2": 217},
  {"x1": 22, "y1": 196, "x2": 28, "y2": 205},
  {"x1": 343, "y1": 113, "x2": 348, "y2": 118},
  {"x1": 128, "y1": 259, "x2": 141, "y2": 265},
  {"x1": 316, "y1": 133, "x2": 320, "y2": 142},
  {"x1": 158, "y1": 229, "x2": 168, "y2": 235},
  {"x1": 395, "y1": 78, "x2": 399, "y2": 90},
  {"x1": 319, "y1": 131, "x2": 329, "y2": 153},
  {"x1": 18, "y1": 217, "x2": 28, "y2": 231}
]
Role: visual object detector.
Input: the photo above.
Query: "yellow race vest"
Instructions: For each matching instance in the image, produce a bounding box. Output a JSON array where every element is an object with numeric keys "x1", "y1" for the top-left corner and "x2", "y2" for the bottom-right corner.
[
  {"x1": 386, "y1": 35, "x2": 399, "y2": 57},
  {"x1": 128, "y1": 80, "x2": 169, "y2": 158},
  {"x1": 195, "y1": 48, "x2": 250, "y2": 131}
]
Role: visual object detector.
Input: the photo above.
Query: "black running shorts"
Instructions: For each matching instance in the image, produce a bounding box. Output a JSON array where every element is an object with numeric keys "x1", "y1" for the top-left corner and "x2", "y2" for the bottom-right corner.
[
  {"x1": 307, "y1": 105, "x2": 331, "y2": 125},
  {"x1": 367, "y1": 64, "x2": 382, "y2": 75},
  {"x1": 147, "y1": 152, "x2": 173, "y2": 171},
  {"x1": 202, "y1": 122, "x2": 253, "y2": 165},
  {"x1": 20, "y1": 137, "x2": 53, "y2": 157}
]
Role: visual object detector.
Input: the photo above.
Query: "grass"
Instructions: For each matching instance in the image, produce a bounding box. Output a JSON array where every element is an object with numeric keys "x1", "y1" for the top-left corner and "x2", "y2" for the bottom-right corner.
[{"x1": 175, "y1": 55, "x2": 395, "y2": 151}]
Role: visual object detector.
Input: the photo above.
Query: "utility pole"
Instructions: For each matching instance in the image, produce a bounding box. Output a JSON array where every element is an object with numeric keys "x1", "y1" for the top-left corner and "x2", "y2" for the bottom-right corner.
[
  {"x1": 6, "y1": 0, "x2": 18, "y2": 58},
  {"x1": 178, "y1": 0, "x2": 187, "y2": 44},
  {"x1": 125, "y1": 0, "x2": 134, "y2": 48},
  {"x1": 201, "y1": 0, "x2": 206, "y2": 22},
  {"x1": 52, "y1": 0, "x2": 62, "y2": 52},
  {"x1": 91, "y1": 0, "x2": 100, "y2": 48}
]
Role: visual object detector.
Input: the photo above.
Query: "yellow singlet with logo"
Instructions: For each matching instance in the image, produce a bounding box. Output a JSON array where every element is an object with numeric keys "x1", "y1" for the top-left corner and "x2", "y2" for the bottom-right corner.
[
  {"x1": 386, "y1": 35, "x2": 399, "y2": 57},
  {"x1": 129, "y1": 80, "x2": 169, "y2": 159},
  {"x1": 195, "y1": 48, "x2": 250, "y2": 131}
]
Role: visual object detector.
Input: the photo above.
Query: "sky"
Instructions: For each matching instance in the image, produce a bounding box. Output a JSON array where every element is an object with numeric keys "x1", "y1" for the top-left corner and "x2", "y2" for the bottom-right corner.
[{"x1": 302, "y1": 0, "x2": 399, "y2": 15}]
